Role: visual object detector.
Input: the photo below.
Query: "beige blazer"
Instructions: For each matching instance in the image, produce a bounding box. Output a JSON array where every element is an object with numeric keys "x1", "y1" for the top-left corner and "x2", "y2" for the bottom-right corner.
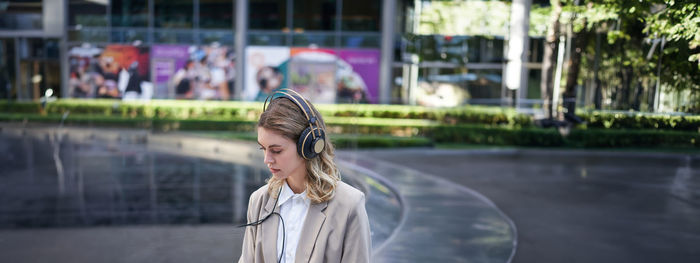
[{"x1": 238, "y1": 181, "x2": 372, "y2": 263}]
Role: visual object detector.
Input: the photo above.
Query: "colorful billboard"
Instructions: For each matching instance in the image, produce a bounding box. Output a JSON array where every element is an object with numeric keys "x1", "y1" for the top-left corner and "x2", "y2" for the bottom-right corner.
[
  {"x1": 68, "y1": 44, "x2": 151, "y2": 99},
  {"x1": 244, "y1": 46, "x2": 380, "y2": 103},
  {"x1": 151, "y1": 45, "x2": 189, "y2": 99},
  {"x1": 244, "y1": 46, "x2": 291, "y2": 101},
  {"x1": 151, "y1": 44, "x2": 235, "y2": 100},
  {"x1": 337, "y1": 49, "x2": 380, "y2": 103}
]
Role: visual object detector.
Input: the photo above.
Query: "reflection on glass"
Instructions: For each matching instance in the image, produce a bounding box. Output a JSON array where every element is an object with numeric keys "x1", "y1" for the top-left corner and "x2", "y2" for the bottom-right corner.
[
  {"x1": 111, "y1": 0, "x2": 149, "y2": 27},
  {"x1": 69, "y1": 0, "x2": 107, "y2": 26},
  {"x1": 154, "y1": 30, "x2": 195, "y2": 44},
  {"x1": 481, "y1": 38, "x2": 505, "y2": 63},
  {"x1": 0, "y1": 39, "x2": 17, "y2": 99},
  {"x1": 407, "y1": 35, "x2": 506, "y2": 64},
  {"x1": 341, "y1": 34, "x2": 380, "y2": 48},
  {"x1": 465, "y1": 69, "x2": 503, "y2": 102},
  {"x1": 249, "y1": 0, "x2": 287, "y2": 30},
  {"x1": 0, "y1": 0, "x2": 43, "y2": 30},
  {"x1": 111, "y1": 28, "x2": 149, "y2": 43},
  {"x1": 68, "y1": 28, "x2": 110, "y2": 43},
  {"x1": 293, "y1": 0, "x2": 336, "y2": 31},
  {"x1": 342, "y1": 0, "x2": 380, "y2": 31},
  {"x1": 528, "y1": 38, "x2": 545, "y2": 62},
  {"x1": 200, "y1": 0, "x2": 234, "y2": 29},
  {"x1": 16, "y1": 38, "x2": 61, "y2": 100},
  {"x1": 200, "y1": 30, "x2": 234, "y2": 45},
  {"x1": 527, "y1": 69, "x2": 542, "y2": 99},
  {"x1": 292, "y1": 34, "x2": 334, "y2": 47},
  {"x1": 248, "y1": 32, "x2": 286, "y2": 46},
  {"x1": 154, "y1": 0, "x2": 193, "y2": 28}
]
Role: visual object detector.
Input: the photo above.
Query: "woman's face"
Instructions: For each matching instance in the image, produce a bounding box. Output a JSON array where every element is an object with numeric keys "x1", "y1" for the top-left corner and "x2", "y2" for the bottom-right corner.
[{"x1": 257, "y1": 127, "x2": 306, "y2": 181}]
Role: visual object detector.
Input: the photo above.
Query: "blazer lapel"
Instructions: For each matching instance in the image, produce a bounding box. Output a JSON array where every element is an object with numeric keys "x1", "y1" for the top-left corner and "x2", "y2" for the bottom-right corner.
[
  {"x1": 262, "y1": 195, "x2": 279, "y2": 262},
  {"x1": 296, "y1": 201, "x2": 328, "y2": 262}
]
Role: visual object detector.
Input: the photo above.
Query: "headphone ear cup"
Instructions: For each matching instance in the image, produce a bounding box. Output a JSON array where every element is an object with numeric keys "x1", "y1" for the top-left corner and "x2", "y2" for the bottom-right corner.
[{"x1": 297, "y1": 126, "x2": 325, "y2": 159}]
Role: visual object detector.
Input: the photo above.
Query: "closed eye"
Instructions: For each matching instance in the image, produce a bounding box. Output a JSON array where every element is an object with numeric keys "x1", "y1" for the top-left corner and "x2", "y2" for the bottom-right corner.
[{"x1": 259, "y1": 146, "x2": 281, "y2": 154}]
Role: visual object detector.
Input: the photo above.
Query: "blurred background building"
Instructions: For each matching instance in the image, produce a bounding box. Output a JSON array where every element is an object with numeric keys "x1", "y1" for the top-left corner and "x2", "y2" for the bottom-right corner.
[
  {"x1": 0, "y1": 0, "x2": 547, "y2": 106},
  {"x1": 0, "y1": 0, "x2": 696, "y2": 113}
]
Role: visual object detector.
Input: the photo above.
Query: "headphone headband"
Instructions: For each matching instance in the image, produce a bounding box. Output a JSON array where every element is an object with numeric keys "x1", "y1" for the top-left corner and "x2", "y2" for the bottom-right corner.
[{"x1": 262, "y1": 89, "x2": 326, "y2": 159}]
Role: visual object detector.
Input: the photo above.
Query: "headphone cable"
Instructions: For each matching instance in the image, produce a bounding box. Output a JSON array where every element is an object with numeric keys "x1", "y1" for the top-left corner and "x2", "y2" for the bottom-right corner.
[{"x1": 238, "y1": 187, "x2": 286, "y2": 263}]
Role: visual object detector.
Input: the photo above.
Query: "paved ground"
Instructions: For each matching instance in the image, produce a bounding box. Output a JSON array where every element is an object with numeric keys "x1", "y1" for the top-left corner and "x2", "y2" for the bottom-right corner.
[
  {"x1": 3, "y1": 124, "x2": 699, "y2": 262},
  {"x1": 355, "y1": 148, "x2": 700, "y2": 263},
  {"x1": 0, "y1": 126, "x2": 516, "y2": 262},
  {"x1": 338, "y1": 156, "x2": 516, "y2": 262},
  {"x1": 0, "y1": 225, "x2": 244, "y2": 263}
]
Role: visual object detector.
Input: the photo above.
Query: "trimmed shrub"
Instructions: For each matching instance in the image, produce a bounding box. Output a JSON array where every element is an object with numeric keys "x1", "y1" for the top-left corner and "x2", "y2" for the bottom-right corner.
[
  {"x1": 580, "y1": 111, "x2": 700, "y2": 132},
  {"x1": 1, "y1": 99, "x2": 532, "y2": 127}
]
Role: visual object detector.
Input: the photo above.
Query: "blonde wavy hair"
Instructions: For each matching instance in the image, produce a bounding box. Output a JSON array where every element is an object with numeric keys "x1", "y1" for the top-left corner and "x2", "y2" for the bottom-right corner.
[{"x1": 258, "y1": 97, "x2": 340, "y2": 203}]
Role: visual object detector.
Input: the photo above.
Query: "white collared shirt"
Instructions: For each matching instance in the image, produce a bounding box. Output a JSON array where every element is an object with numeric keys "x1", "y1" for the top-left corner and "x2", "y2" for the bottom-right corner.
[{"x1": 276, "y1": 181, "x2": 311, "y2": 263}]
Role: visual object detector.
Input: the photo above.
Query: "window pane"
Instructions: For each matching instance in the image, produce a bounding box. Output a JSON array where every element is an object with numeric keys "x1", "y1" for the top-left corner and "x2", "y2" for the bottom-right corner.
[
  {"x1": 248, "y1": 32, "x2": 286, "y2": 46},
  {"x1": 480, "y1": 37, "x2": 505, "y2": 63},
  {"x1": 68, "y1": 28, "x2": 110, "y2": 42},
  {"x1": 200, "y1": 0, "x2": 234, "y2": 29},
  {"x1": 111, "y1": 28, "x2": 149, "y2": 43},
  {"x1": 112, "y1": 0, "x2": 149, "y2": 27},
  {"x1": 293, "y1": 0, "x2": 336, "y2": 31},
  {"x1": 341, "y1": 34, "x2": 380, "y2": 48},
  {"x1": 200, "y1": 30, "x2": 234, "y2": 45},
  {"x1": 0, "y1": 0, "x2": 43, "y2": 30},
  {"x1": 0, "y1": 39, "x2": 17, "y2": 99},
  {"x1": 154, "y1": 0, "x2": 193, "y2": 28},
  {"x1": 69, "y1": 0, "x2": 107, "y2": 26},
  {"x1": 342, "y1": 0, "x2": 379, "y2": 31},
  {"x1": 292, "y1": 33, "x2": 335, "y2": 47},
  {"x1": 154, "y1": 29, "x2": 195, "y2": 44},
  {"x1": 249, "y1": 0, "x2": 287, "y2": 30}
]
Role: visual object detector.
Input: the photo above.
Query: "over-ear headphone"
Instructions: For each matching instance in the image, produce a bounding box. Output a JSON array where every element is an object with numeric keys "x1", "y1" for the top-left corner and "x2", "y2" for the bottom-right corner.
[{"x1": 263, "y1": 89, "x2": 326, "y2": 159}]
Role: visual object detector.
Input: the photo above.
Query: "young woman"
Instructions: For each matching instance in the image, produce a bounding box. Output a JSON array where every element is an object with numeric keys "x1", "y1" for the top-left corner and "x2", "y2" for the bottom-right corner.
[{"x1": 239, "y1": 90, "x2": 371, "y2": 263}]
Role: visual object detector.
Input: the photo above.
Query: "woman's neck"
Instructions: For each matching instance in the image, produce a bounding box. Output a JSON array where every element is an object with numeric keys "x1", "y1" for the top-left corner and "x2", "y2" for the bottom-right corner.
[{"x1": 286, "y1": 176, "x2": 306, "y2": 194}]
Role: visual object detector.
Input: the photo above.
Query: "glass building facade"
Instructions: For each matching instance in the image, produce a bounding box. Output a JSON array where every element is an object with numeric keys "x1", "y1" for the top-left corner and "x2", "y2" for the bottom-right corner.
[{"x1": 0, "y1": 0, "x2": 543, "y2": 106}]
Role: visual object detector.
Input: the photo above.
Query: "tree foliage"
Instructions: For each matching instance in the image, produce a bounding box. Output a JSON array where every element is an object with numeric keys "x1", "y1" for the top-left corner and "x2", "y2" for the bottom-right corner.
[{"x1": 534, "y1": 0, "x2": 699, "y2": 112}]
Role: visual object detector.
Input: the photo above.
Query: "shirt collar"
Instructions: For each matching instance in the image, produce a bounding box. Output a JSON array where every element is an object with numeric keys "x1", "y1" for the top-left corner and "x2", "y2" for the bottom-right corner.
[{"x1": 277, "y1": 180, "x2": 308, "y2": 207}]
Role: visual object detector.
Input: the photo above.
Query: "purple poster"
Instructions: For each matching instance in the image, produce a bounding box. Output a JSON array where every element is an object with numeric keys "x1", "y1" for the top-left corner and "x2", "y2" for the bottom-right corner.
[
  {"x1": 151, "y1": 45, "x2": 189, "y2": 99},
  {"x1": 337, "y1": 49, "x2": 380, "y2": 104},
  {"x1": 151, "y1": 45, "x2": 190, "y2": 99}
]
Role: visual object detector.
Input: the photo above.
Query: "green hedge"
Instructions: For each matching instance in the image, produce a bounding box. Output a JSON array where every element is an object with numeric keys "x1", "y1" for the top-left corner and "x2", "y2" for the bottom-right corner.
[
  {"x1": 3, "y1": 113, "x2": 697, "y2": 149},
  {"x1": 567, "y1": 128, "x2": 699, "y2": 148},
  {"x1": 430, "y1": 125, "x2": 566, "y2": 147},
  {"x1": 0, "y1": 99, "x2": 531, "y2": 127},
  {"x1": 318, "y1": 104, "x2": 532, "y2": 127},
  {"x1": 579, "y1": 111, "x2": 700, "y2": 132},
  {"x1": 430, "y1": 124, "x2": 699, "y2": 148},
  {"x1": 4, "y1": 100, "x2": 700, "y2": 132}
]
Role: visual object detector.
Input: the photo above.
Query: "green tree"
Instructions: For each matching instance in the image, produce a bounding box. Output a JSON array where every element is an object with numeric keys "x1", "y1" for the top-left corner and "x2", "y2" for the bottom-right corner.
[{"x1": 537, "y1": 0, "x2": 699, "y2": 113}]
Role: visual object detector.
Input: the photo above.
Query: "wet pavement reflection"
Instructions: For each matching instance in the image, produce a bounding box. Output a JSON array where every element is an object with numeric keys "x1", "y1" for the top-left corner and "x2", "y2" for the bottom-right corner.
[
  {"x1": 0, "y1": 131, "x2": 267, "y2": 228},
  {"x1": 0, "y1": 125, "x2": 403, "y2": 263},
  {"x1": 359, "y1": 149, "x2": 700, "y2": 263}
]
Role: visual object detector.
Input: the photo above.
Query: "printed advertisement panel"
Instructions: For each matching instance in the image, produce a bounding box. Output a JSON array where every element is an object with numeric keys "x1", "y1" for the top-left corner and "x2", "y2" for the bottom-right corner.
[
  {"x1": 152, "y1": 44, "x2": 235, "y2": 100},
  {"x1": 245, "y1": 46, "x2": 380, "y2": 104},
  {"x1": 289, "y1": 48, "x2": 337, "y2": 104},
  {"x1": 336, "y1": 49, "x2": 380, "y2": 104},
  {"x1": 68, "y1": 44, "x2": 151, "y2": 99},
  {"x1": 244, "y1": 46, "x2": 290, "y2": 101}
]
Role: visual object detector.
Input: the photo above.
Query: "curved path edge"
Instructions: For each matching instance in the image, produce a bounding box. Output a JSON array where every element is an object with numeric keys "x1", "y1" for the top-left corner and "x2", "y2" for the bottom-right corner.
[{"x1": 338, "y1": 152, "x2": 518, "y2": 263}]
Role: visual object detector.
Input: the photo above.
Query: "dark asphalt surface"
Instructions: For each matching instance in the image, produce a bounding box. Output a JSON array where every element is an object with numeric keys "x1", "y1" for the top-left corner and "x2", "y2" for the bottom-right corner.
[{"x1": 356, "y1": 149, "x2": 700, "y2": 263}]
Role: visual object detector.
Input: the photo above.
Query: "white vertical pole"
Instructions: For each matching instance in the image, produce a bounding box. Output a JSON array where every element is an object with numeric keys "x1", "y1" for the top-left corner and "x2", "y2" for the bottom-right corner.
[
  {"x1": 552, "y1": 35, "x2": 566, "y2": 117},
  {"x1": 505, "y1": 0, "x2": 531, "y2": 109},
  {"x1": 379, "y1": 0, "x2": 396, "y2": 104},
  {"x1": 234, "y1": 0, "x2": 248, "y2": 100}
]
